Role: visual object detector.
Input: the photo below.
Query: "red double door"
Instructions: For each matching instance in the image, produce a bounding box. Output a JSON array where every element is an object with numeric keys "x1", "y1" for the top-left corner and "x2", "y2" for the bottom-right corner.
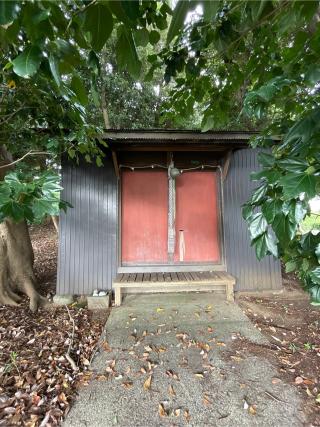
[{"x1": 121, "y1": 170, "x2": 220, "y2": 265}]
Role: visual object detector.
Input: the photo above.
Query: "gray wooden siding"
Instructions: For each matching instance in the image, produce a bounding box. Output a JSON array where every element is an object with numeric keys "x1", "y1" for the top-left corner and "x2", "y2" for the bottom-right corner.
[
  {"x1": 57, "y1": 148, "x2": 282, "y2": 295},
  {"x1": 57, "y1": 157, "x2": 118, "y2": 295},
  {"x1": 223, "y1": 149, "x2": 282, "y2": 291}
]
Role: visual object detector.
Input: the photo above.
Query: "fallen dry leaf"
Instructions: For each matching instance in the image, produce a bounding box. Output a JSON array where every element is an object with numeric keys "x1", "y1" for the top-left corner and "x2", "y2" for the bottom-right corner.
[
  {"x1": 203, "y1": 395, "x2": 212, "y2": 406},
  {"x1": 122, "y1": 381, "x2": 133, "y2": 389},
  {"x1": 295, "y1": 376, "x2": 304, "y2": 385},
  {"x1": 159, "y1": 403, "x2": 167, "y2": 417},
  {"x1": 194, "y1": 372, "x2": 205, "y2": 379},
  {"x1": 143, "y1": 375, "x2": 152, "y2": 391},
  {"x1": 102, "y1": 341, "x2": 112, "y2": 352},
  {"x1": 169, "y1": 385, "x2": 176, "y2": 396},
  {"x1": 249, "y1": 405, "x2": 257, "y2": 415},
  {"x1": 166, "y1": 370, "x2": 179, "y2": 380},
  {"x1": 184, "y1": 409, "x2": 191, "y2": 422}
]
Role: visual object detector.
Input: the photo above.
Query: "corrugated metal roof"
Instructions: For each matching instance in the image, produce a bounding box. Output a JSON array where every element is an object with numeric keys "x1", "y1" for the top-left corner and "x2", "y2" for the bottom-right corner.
[{"x1": 102, "y1": 129, "x2": 257, "y2": 143}]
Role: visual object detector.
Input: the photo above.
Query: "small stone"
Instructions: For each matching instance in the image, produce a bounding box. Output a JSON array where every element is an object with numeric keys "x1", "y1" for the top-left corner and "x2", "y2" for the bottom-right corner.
[
  {"x1": 53, "y1": 295, "x2": 74, "y2": 305},
  {"x1": 99, "y1": 291, "x2": 107, "y2": 296},
  {"x1": 87, "y1": 294, "x2": 110, "y2": 310}
]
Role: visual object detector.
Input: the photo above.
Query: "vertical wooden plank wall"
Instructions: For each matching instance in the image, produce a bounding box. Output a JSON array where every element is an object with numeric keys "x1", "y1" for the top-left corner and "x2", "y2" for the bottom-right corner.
[
  {"x1": 223, "y1": 148, "x2": 282, "y2": 291},
  {"x1": 57, "y1": 156, "x2": 118, "y2": 295}
]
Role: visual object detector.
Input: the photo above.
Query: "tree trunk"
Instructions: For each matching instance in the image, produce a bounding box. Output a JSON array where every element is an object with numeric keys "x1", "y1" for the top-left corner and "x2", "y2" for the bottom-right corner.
[{"x1": 0, "y1": 218, "x2": 48, "y2": 312}]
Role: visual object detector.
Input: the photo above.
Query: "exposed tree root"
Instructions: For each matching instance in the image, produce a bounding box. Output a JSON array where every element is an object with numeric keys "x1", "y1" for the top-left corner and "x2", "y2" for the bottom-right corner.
[{"x1": 0, "y1": 219, "x2": 48, "y2": 312}]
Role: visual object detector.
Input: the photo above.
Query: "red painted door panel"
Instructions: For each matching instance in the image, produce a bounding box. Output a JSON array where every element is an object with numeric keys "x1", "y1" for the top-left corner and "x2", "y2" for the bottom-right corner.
[
  {"x1": 121, "y1": 170, "x2": 168, "y2": 264},
  {"x1": 174, "y1": 172, "x2": 220, "y2": 263}
]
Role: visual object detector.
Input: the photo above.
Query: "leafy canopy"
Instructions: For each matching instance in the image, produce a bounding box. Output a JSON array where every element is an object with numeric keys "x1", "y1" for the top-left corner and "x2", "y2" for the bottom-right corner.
[
  {"x1": 155, "y1": 0, "x2": 320, "y2": 301},
  {"x1": 0, "y1": 0, "x2": 171, "y2": 222}
]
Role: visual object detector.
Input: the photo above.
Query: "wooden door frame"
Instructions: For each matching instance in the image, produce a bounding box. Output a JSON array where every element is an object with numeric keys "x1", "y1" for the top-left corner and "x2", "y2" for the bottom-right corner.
[{"x1": 117, "y1": 165, "x2": 226, "y2": 273}]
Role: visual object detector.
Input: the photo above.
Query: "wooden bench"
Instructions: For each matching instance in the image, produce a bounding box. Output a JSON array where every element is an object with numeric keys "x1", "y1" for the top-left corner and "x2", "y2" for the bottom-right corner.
[{"x1": 113, "y1": 271, "x2": 235, "y2": 306}]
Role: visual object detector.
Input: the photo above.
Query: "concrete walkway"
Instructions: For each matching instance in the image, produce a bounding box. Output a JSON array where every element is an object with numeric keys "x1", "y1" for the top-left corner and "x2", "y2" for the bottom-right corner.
[{"x1": 64, "y1": 294, "x2": 306, "y2": 427}]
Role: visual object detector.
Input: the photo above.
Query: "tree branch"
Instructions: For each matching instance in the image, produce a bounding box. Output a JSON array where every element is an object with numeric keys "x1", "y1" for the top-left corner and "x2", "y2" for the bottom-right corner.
[{"x1": 0, "y1": 150, "x2": 49, "y2": 169}]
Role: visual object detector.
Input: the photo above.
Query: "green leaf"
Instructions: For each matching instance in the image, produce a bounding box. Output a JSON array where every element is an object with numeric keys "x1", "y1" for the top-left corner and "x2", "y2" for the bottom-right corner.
[
  {"x1": 84, "y1": 3, "x2": 113, "y2": 51},
  {"x1": 294, "y1": 201, "x2": 307, "y2": 223},
  {"x1": 116, "y1": 25, "x2": 141, "y2": 78},
  {"x1": 201, "y1": 115, "x2": 215, "y2": 132},
  {"x1": 278, "y1": 158, "x2": 309, "y2": 173},
  {"x1": 88, "y1": 50, "x2": 100, "y2": 75},
  {"x1": 71, "y1": 75, "x2": 88, "y2": 106},
  {"x1": 0, "y1": 0, "x2": 19, "y2": 25},
  {"x1": 316, "y1": 243, "x2": 320, "y2": 263},
  {"x1": 252, "y1": 230, "x2": 277, "y2": 259},
  {"x1": 167, "y1": 0, "x2": 194, "y2": 44},
  {"x1": 12, "y1": 45, "x2": 42, "y2": 78},
  {"x1": 242, "y1": 204, "x2": 253, "y2": 221},
  {"x1": 48, "y1": 54, "x2": 61, "y2": 87},
  {"x1": 305, "y1": 65, "x2": 320, "y2": 85},
  {"x1": 310, "y1": 267, "x2": 320, "y2": 285},
  {"x1": 249, "y1": 212, "x2": 268, "y2": 239},
  {"x1": 262, "y1": 199, "x2": 282, "y2": 223},
  {"x1": 202, "y1": 0, "x2": 220, "y2": 21},
  {"x1": 273, "y1": 214, "x2": 296, "y2": 242},
  {"x1": 1, "y1": 201, "x2": 25, "y2": 222},
  {"x1": 285, "y1": 260, "x2": 297, "y2": 273},
  {"x1": 280, "y1": 172, "x2": 317, "y2": 199},
  {"x1": 135, "y1": 28, "x2": 149, "y2": 46},
  {"x1": 258, "y1": 152, "x2": 275, "y2": 168},
  {"x1": 149, "y1": 30, "x2": 160, "y2": 45},
  {"x1": 250, "y1": 185, "x2": 267, "y2": 204}
]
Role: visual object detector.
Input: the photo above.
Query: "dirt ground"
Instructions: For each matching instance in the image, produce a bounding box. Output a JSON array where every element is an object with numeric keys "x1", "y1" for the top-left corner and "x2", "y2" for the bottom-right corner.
[
  {"x1": 237, "y1": 272, "x2": 320, "y2": 426},
  {"x1": 1, "y1": 222, "x2": 320, "y2": 426},
  {"x1": 0, "y1": 222, "x2": 104, "y2": 426}
]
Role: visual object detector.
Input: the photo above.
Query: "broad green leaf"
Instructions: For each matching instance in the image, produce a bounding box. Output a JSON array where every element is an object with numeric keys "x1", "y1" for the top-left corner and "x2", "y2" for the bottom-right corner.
[
  {"x1": 12, "y1": 45, "x2": 42, "y2": 78},
  {"x1": 48, "y1": 54, "x2": 61, "y2": 86},
  {"x1": 252, "y1": 230, "x2": 277, "y2": 259},
  {"x1": 310, "y1": 267, "x2": 320, "y2": 285},
  {"x1": 252, "y1": 232, "x2": 268, "y2": 260},
  {"x1": 307, "y1": 282, "x2": 320, "y2": 303},
  {"x1": 316, "y1": 243, "x2": 320, "y2": 263},
  {"x1": 84, "y1": 3, "x2": 113, "y2": 51},
  {"x1": 282, "y1": 108, "x2": 320, "y2": 148},
  {"x1": 1, "y1": 201, "x2": 25, "y2": 222},
  {"x1": 0, "y1": 0, "x2": 19, "y2": 25},
  {"x1": 285, "y1": 260, "x2": 297, "y2": 273},
  {"x1": 278, "y1": 158, "x2": 309, "y2": 173},
  {"x1": 202, "y1": 0, "x2": 220, "y2": 21},
  {"x1": 0, "y1": 185, "x2": 11, "y2": 205},
  {"x1": 294, "y1": 200, "x2": 307, "y2": 223},
  {"x1": 280, "y1": 172, "x2": 317, "y2": 199},
  {"x1": 88, "y1": 50, "x2": 100, "y2": 75},
  {"x1": 261, "y1": 199, "x2": 282, "y2": 223},
  {"x1": 305, "y1": 65, "x2": 320, "y2": 85},
  {"x1": 273, "y1": 214, "x2": 296, "y2": 242},
  {"x1": 135, "y1": 28, "x2": 149, "y2": 46},
  {"x1": 149, "y1": 30, "x2": 160, "y2": 45},
  {"x1": 71, "y1": 75, "x2": 88, "y2": 106},
  {"x1": 250, "y1": 185, "x2": 267, "y2": 204},
  {"x1": 249, "y1": 212, "x2": 268, "y2": 239},
  {"x1": 116, "y1": 25, "x2": 141, "y2": 78},
  {"x1": 242, "y1": 204, "x2": 253, "y2": 221},
  {"x1": 201, "y1": 115, "x2": 215, "y2": 132},
  {"x1": 258, "y1": 152, "x2": 275, "y2": 168},
  {"x1": 167, "y1": 0, "x2": 194, "y2": 44}
]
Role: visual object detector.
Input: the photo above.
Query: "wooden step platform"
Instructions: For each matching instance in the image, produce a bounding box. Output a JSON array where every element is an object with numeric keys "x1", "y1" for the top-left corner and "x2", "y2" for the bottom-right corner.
[{"x1": 113, "y1": 271, "x2": 235, "y2": 306}]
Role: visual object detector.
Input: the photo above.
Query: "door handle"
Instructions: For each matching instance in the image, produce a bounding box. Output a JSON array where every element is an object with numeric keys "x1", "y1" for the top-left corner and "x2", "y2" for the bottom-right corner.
[{"x1": 179, "y1": 230, "x2": 185, "y2": 262}]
